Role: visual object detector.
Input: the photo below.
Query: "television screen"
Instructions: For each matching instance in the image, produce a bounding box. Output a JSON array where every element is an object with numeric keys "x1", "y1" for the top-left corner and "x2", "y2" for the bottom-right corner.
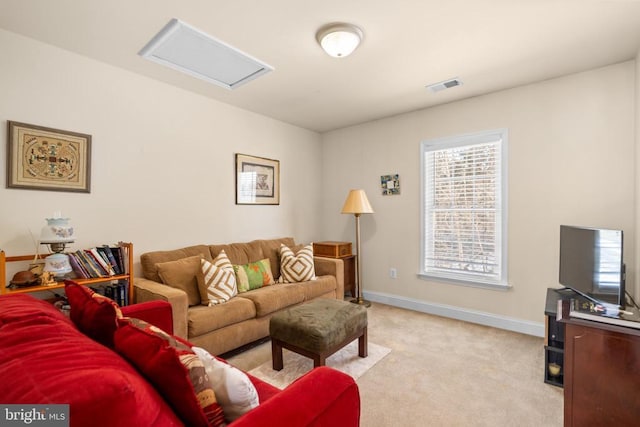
[{"x1": 559, "y1": 225, "x2": 625, "y2": 307}]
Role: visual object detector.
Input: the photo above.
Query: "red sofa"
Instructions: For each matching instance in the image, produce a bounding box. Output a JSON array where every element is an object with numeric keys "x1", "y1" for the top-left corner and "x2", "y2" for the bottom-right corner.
[{"x1": 0, "y1": 294, "x2": 360, "y2": 426}]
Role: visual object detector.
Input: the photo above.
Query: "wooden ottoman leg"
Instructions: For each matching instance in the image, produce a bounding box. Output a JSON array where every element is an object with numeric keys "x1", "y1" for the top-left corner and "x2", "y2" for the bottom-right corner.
[
  {"x1": 272, "y1": 339, "x2": 284, "y2": 371},
  {"x1": 358, "y1": 327, "x2": 368, "y2": 358},
  {"x1": 314, "y1": 353, "x2": 326, "y2": 368}
]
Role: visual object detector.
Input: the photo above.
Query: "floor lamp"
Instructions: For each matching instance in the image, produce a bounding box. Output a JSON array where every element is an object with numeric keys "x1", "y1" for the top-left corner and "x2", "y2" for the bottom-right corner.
[{"x1": 341, "y1": 189, "x2": 374, "y2": 307}]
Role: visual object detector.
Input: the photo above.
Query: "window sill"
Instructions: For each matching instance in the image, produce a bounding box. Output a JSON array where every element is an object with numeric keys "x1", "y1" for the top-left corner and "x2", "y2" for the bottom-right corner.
[{"x1": 417, "y1": 273, "x2": 512, "y2": 291}]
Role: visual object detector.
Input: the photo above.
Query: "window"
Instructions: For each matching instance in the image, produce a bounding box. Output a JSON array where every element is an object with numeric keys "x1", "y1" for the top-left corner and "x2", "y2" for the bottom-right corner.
[{"x1": 420, "y1": 129, "x2": 508, "y2": 289}]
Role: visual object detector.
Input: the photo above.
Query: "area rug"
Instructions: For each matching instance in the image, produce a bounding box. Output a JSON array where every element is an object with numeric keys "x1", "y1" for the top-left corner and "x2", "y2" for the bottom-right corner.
[{"x1": 248, "y1": 341, "x2": 391, "y2": 389}]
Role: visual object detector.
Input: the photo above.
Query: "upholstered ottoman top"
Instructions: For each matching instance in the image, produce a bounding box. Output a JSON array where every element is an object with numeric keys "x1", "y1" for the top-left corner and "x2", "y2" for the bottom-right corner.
[{"x1": 269, "y1": 298, "x2": 367, "y2": 353}]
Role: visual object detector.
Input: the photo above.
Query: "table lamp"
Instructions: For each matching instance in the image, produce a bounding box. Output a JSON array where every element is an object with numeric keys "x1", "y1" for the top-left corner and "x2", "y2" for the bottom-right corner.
[
  {"x1": 39, "y1": 213, "x2": 75, "y2": 277},
  {"x1": 341, "y1": 189, "x2": 374, "y2": 307}
]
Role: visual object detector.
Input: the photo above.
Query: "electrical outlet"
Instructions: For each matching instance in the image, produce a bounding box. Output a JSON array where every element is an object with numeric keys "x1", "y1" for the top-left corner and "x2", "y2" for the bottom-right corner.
[{"x1": 389, "y1": 268, "x2": 397, "y2": 279}]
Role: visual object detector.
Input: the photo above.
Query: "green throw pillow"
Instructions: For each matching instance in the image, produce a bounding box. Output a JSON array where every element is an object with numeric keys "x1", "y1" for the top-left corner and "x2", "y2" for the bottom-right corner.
[{"x1": 233, "y1": 259, "x2": 275, "y2": 292}]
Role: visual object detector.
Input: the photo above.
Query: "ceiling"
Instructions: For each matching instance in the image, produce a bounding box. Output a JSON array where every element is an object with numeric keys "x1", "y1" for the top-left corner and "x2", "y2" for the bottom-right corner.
[{"x1": 1, "y1": 0, "x2": 640, "y2": 133}]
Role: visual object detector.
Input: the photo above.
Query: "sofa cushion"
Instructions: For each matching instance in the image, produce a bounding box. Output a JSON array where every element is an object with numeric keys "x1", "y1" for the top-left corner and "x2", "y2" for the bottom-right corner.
[
  {"x1": 65, "y1": 281, "x2": 122, "y2": 347},
  {"x1": 141, "y1": 244, "x2": 212, "y2": 283},
  {"x1": 197, "y1": 251, "x2": 238, "y2": 306},
  {"x1": 257, "y1": 237, "x2": 295, "y2": 281},
  {"x1": 188, "y1": 297, "x2": 257, "y2": 337},
  {"x1": 209, "y1": 241, "x2": 263, "y2": 267},
  {"x1": 239, "y1": 283, "x2": 306, "y2": 317},
  {"x1": 157, "y1": 255, "x2": 203, "y2": 307},
  {"x1": 301, "y1": 275, "x2": 338, "y2": 301},
  {"x1": 233, "y1": 259, "x2": 275, "y2": 292},
  {"x1": 279, "y1": 244, "x2": 316, "y2": 283},
  {"x1": 115, "y1": 318, "x2": 225, "y2": 427},
  {"x1": 193, "y1": 346, "x2": 259, "y2": 422},
  {"x1": 209, "y1": 238, "x2": 295, "y2": 282},
  {"x1": 0, "y1": 294, "x2": 183, "y2": 427}
]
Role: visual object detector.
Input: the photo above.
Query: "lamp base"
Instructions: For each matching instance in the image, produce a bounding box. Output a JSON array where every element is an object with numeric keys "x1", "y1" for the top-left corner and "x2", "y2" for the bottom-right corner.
[
  {"x1": 43, "y1": 253, "x2": 73, "y2": 278},
  {"x1": 350, "y1": 297, "x2": 371, "y2": 308}
]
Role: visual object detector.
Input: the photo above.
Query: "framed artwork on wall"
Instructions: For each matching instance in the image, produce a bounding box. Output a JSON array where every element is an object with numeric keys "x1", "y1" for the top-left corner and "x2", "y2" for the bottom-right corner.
[
  {"x1": 235, "y1": 153, "x2": 280, "y2": 205},
  {"x1": 381, "y1": 174, "x2": 400, "y2": 195},
  {"x1": 6, "y1": 121, "x2": 92, "y2": 193}
]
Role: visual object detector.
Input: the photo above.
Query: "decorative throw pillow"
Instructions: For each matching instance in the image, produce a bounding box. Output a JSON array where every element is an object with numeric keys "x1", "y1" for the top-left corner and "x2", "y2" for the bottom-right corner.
[
  {"x1": 193, "y1": 347, "x2": 259, "y2": 422},
  {"x1": 114, "y1": 318, "x2": 225, "y2": 427},
  {"x1": 65, "y1": 280, "x2": 123, "y2": 347},
  {"x1": 197, "y1": 250, "x2": 238, "y2": 306},
  {"x1": 156, "y1": 255, "x2": 203, "y2": 307},
  {"x1": 279, "y1": 244, "x2": 316, "y2": 283},
  {"x1": 233, "y1": 259, "x2": 275, "y2": 293}
]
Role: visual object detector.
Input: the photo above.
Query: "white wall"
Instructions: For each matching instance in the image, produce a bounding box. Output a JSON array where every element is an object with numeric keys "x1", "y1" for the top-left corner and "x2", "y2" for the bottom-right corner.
[
  {"x1": 0, "y1": 29, "x2": 323, "y2": 275},
  {"x1": 321, "y1": 62, "x2": 636, "y2": 332}
]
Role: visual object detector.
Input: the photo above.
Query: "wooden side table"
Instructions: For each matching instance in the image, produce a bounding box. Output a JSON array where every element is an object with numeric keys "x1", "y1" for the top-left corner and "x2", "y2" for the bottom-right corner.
[{"x1": 313, "y1": 241, "x2": 356, "y2": 297}]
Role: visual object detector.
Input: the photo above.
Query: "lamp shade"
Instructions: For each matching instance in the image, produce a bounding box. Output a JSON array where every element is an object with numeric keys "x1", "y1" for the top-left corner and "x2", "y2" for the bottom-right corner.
[
  {"x1": 341, "y1": 189, "x2": 374, "y2": 214},
  {"x1": 316, "y1": 23, "x2": 363, "y2": 58},
  {"x1": 39, "y1": 217, "x2": 75, "y2": 244}
]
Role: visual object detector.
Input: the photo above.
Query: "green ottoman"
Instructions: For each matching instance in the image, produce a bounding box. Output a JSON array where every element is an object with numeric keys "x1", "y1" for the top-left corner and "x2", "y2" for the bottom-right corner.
[{"x1": 269, "y1": 298, "x2": 368, "y2": 370}]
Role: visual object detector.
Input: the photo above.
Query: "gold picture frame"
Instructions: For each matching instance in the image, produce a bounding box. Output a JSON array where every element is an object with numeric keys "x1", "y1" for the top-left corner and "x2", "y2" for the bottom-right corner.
[
  {"x1": 235, "y1": 153, "x2": 280, "y2": 205},
  {"x1": 7, "y1": 121, "x2": 91, "y2": 193}
]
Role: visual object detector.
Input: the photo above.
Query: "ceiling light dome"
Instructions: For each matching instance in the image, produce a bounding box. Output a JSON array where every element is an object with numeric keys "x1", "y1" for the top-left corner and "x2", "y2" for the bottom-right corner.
[{"x1": 316, "y1": 23, "x2": 363, "y2": 58}]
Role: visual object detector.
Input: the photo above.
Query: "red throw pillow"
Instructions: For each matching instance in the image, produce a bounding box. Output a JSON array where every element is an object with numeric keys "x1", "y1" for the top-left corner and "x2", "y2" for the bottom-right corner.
[
  {"x1": 114, "y1": 318, "x2": 225, "y2": 427},
  {"x1": 65, "y1": 280, "x2": 122, "y2": 347}
]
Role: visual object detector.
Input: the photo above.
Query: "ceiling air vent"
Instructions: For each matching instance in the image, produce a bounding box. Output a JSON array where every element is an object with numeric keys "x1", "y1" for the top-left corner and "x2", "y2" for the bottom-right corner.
[
  {"x1": 426, "y1": 78, "x2": 463, "y2": 93},
  {"x1": 139, "y1": 18, "x2": 273, "y2": 90}
]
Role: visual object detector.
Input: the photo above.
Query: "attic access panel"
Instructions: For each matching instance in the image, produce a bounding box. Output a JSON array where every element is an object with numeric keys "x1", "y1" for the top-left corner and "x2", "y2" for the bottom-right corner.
[{"x1": 139, "y1": 18, "x2": 273, "y2": 90}]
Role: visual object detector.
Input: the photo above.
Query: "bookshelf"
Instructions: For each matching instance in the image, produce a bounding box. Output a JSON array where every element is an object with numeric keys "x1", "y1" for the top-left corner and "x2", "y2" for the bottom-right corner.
[{"x1": 0, "y1": 242, "x2": 134, "y2": 303}]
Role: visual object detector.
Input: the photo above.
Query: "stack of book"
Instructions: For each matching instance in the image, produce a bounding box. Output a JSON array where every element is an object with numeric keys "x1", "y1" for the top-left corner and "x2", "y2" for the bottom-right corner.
[
  {"x1": 67, "y1": 245, "x2": 127, "y2": 279},
  {"x1": 569, "y1": 299, "x2": 640, "y2": 330},
  {"x1": 90, "y1": 282, "x2": 129, "y2": 306}
]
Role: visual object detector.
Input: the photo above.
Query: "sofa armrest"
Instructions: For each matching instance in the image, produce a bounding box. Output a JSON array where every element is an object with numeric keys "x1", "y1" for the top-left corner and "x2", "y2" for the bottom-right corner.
[
  {"x1": 133, "y1": 277, "x2": 189, "y2": 339},
  {"x1": 231, "y1": 366, "x2": 360, "y2": 427},
  {"x1": 121, "y1": 300, "x2": 174, "y2": 334},
  {"x1": 314, "y1": 257, "x2": 344, "y2": 298}
]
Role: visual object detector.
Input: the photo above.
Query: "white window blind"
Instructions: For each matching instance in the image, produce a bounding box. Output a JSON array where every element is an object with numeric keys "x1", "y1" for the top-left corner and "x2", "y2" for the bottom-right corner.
[{"x1": 420, "y1": 129, "x2": 508, "y2": 288}]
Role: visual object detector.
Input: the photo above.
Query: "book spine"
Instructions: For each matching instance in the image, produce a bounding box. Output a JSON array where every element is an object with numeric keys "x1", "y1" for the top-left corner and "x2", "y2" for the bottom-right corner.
[
  {"x1": 104, "y1": 284, "x2": 114, "y2": 300},
  {"x1": 67, "y1": 253, "x2": 89, "y2": 279},
  {"x1": 115, "y1": 283, "x2": 124, "y2": 306},
  {"x1": 119, "y1": 243, "x2": 129, "y2": 275},
  {"x1": 102, "y1": 245, "x2": 121, "y2": 275},
  {"x1": 77, "y1": 250, "x2": 105, "y2": 278},
  {"x1": 110, "y1": 246, "x2": 125, "y2": 275},
  {"x1": 87, "y1": 248, "x2": 114, "y2": 276},
  {"x1": 119, "y1": 281, "x2": 128, "y2": 306},
  {"x1": 117, "y1": 281, "x2": 125, "y2": 306},
  {"x1": 73, "y1": 250, "x2": 95, "y2": 278}
]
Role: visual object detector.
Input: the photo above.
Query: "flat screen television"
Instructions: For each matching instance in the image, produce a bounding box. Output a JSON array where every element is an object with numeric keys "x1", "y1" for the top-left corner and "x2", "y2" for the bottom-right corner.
[{"x1": 559, "y1": 225, "x2": 625, "y2": 307}]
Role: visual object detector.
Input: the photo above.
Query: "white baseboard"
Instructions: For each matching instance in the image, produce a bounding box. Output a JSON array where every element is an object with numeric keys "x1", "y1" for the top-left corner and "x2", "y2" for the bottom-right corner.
[{"x1": 364, "y1": 290, "x2": 545, "y2": 337}]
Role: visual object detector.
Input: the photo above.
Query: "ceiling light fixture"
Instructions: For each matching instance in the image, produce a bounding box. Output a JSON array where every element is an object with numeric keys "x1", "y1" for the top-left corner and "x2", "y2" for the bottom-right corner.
[{"x1": 316, "y1": 23, "x2": 363, "y2": 58}]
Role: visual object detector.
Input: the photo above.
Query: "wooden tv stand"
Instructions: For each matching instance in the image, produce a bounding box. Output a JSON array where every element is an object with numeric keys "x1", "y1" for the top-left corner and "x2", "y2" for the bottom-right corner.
[{"x1": 558, "y1": 300, "x2": 640, "y2": 426}]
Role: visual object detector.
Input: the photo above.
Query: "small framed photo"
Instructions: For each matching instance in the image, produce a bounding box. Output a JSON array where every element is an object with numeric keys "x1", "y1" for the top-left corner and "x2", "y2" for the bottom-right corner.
[
  {"x1": 7, "y1": 121, "x2": 91, "y2": 193},
  {"x1": 381, "y1": 174, "x2": 400, "y2": 195},
  {"x1": 235, "y1": 153, "x2": 280, "y2": 205}
]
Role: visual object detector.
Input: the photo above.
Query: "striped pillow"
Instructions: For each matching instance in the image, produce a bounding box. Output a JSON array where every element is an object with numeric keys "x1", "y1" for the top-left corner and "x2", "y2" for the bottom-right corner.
[
  {"x1": 197, "y1": 250, "x2": 237, "y2": 306},
  {"x1": 279, "y1": 244, "x2": 316, "y2": 283}
]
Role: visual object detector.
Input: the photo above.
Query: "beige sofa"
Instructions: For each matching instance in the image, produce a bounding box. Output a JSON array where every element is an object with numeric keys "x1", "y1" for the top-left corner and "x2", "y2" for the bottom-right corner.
[{"x1": 134, "y1": 237, "x2": 345, "y2": 355}]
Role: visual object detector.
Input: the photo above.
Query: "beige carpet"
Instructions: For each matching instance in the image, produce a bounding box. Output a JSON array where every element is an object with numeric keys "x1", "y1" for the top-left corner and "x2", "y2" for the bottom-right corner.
[
  {"x1": 248, "y1": 341, "x2": 391, "y2": 389},
  {"x1": 226, "y1": 302, "x2": 564, "y2": 427}
]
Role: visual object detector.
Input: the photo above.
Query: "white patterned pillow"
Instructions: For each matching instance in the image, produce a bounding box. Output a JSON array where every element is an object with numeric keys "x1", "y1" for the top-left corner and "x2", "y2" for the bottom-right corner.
[
  {"x1": 197, "y1": 250, "x2": 237, "y2": 306},
  {"x1": 193, "y1": 346, "x2": 259, "y2": 423},
  {"x1": 279, "y1": 244, "x2": 316, "y2": 283}
]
